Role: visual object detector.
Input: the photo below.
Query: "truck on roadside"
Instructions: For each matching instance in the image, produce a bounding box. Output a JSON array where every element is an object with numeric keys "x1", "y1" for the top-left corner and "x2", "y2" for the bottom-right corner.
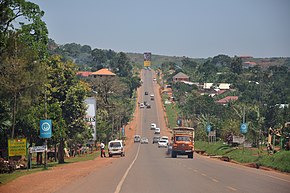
[{"x1": 171, "y1": 127, "x2": 195, "y2": 159}]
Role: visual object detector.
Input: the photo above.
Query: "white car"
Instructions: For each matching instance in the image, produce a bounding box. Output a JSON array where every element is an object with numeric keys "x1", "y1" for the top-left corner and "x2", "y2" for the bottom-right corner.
[
  {"x1": 141, "y1": 137, "x2": 149, "y2": 144},
  {"x1": 160, "y1": 136, "x2": 169, "y2": 143},
  {"x1": 108, "y1": 140, "x2": 125, "y2": 157},
  {"x1": 158, "y1": 139, "x2": 168, "y2": 148},
  {"x1": 155, "y1": 127, "x2": 160, "y2": 134},
  {"x1": 134, "y1": 135, "x2": 141, "y2": 143},
  {"x1": 151, "y1": 123, "x2": 156, "y2": 130},
  {"x1": 140, "y1": 103, "x2": 145, "y2": 108}
]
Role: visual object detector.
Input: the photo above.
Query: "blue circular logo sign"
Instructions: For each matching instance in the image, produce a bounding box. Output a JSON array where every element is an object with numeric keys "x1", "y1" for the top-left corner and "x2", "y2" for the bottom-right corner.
[
  {"x1": 240, "y1": 123, "x2": 248, "y2": 134},
  {"x1": 42, "y1": 122, "x2": 50, "y2": 131}
]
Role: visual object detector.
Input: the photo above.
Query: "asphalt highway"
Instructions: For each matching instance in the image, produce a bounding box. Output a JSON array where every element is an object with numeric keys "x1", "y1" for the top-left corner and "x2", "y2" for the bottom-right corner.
[{"x1": 55, "y1": 69, "x2": 290, "y2": 193}]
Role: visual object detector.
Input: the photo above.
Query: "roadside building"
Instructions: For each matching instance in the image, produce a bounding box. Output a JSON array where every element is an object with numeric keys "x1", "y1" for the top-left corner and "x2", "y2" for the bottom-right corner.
[
  {"x1": 216, "y1": 96, "x2": 238, "y2": 105},
  {"x1": 172, "y1": 72, "x2": 189, "y2": 83},
  {"x1": 76, "y1": 71, "x2": 92, "y2": 77},
  {"x1": 91, "y1": 68, "x2": 116, "y2": 78}
]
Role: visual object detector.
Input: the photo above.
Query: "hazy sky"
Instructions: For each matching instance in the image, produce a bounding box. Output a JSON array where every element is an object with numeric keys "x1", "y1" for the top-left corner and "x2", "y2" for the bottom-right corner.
[{"x1": 31, "y1": 0, "x2": 290, "y2": 58}]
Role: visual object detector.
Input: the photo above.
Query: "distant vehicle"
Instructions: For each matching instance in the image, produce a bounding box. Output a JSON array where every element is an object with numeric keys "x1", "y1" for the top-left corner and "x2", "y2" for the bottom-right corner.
[
  {"x1": 151, "y1": 123, "x2": 156, "y2": 130},
  {"x1": 141, "y1": 137, "x2": 149, "y2": 144},
  {"x1": 160, "y1": 136, "x2": 169, "y2": 143},
  {"x1": 140, "y1": 103, "x2": 145, "y2": 108},
  {"x1": 134, "y1": 135, "x2": 141, "y2": 143},
  {"x1": 145, "y1": 91, "x2": 148, "y2": 95},
  {"x1": 158, "y1": 139, "x2": 168, "y2": 148},
  {"x1": 108, "y1": 140, "x2": 125, "y2": 157},
  {"x1": 171, "y1": 127, "x2": 194, "y2": 159},
  {"x1": 155, "y1": 127, "x2": 160, "y2": 134},
  {"x1": 153, "y1": 78, "x2": 156, "y2": 81},
  {"x1": 146, "y1": 104, "x2": 151, "y2": 108},
  {"x1": 150, "y1": 94, "x2": 154, "y2": 100},
  {"x1": 153, "y1": 136, "x2": 160, "y2": 144}
]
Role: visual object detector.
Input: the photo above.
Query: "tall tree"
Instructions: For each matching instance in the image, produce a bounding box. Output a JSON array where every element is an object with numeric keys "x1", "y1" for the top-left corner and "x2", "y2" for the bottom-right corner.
[
  {"x1": 229, "y1": 56, "x2": 243, "y2": 74},
  {"x1": 0, "y1": 0, "x2": 48, "y2": 57},
  {"x1": 0, "y1": 33, "x2": 46, "y2": 138},
  {"x1": 47, "y1": 55, "x2": 88, "y2": 163}
]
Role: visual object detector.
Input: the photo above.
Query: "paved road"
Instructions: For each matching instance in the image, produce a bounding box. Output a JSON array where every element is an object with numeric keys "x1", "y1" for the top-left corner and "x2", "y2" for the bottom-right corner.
[{"x1": 56, "y1": 69, "x2": 290, "y2": 193}]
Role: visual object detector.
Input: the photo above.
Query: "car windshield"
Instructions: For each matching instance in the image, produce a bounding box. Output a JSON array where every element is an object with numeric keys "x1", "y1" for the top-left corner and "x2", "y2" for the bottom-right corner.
[
  {"x1": 109, "y1": 142, "x2": 121, "y2": 148},
  {"x1": 175, "y1": 136, "x2": 191, "y2": 142}
]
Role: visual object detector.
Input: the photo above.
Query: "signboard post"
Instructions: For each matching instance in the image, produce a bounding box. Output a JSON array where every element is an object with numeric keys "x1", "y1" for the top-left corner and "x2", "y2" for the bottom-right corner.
[
  {"x1": 40, "y1": 120, "x2": 52, "y2": 169},
  {"x1": 144, "y1": 52, "x2": 151, "y2": 67},
  {"x1": 240, "y1": 123, "x2": 248, "y2": 151}
]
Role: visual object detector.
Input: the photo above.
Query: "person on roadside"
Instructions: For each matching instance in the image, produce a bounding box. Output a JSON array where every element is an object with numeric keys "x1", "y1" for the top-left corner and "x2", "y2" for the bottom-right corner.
[{"x1": 100, "y1": 142, "x2": 106, "y2": 157}]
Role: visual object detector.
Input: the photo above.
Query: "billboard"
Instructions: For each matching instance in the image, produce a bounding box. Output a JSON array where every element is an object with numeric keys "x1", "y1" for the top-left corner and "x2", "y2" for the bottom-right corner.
[
  {"x1": 84, "y1": 97, "x2": 97, "y2": 141},
  {"x1": 8, "y1": 138, "x2": 27, "y2": 156},
  {"x1": 144, "y1": 52, "x2": 151, "y2": 67}
]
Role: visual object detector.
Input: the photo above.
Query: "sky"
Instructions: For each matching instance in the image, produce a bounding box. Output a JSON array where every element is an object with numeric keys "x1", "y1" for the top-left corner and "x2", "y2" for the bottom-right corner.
[{"x1": 30, "y1": 0, "x2": 290, "y2": 58}]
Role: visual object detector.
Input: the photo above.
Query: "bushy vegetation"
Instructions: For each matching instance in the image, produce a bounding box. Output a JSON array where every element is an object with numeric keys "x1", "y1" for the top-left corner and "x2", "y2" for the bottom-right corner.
[
  {"x1": 195, "y1": 141, "x2": 290, "y2": 172},
  {"x1": 160, "y1": 55, "x2": 290, "y2": 147}
]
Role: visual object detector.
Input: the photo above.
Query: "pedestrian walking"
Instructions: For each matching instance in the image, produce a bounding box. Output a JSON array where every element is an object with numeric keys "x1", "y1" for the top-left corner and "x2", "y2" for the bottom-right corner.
[{"x1": 100, "y1": 142, "x2": 106, "y2": 157}]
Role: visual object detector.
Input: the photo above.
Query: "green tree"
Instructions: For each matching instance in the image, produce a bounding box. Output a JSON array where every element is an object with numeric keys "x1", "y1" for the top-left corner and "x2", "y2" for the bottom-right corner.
[
  {"x1": 0, "y1": 33, "x2": 46, "y2": 139},
  {"x1": 229, "y1": 56, "x2": 243, "y2": 74},
  {"x1": 110, "y1": 52, "x2": 133, "y2": 77},
  {"x1": 47, "y1": 55, "x2": 88, "y2": 163},
  {"x1": 0, "y1": 0, "x2": 48, "y2": 57}
]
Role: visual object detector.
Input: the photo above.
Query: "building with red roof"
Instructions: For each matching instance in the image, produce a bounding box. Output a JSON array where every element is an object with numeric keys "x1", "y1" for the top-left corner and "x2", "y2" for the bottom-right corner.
[
  {"x1": 76, "y1": 71, "x2": 92, "y2": 77},
  {"x1": 216, "y1": 96, "x2": 238, "y2": 105}
]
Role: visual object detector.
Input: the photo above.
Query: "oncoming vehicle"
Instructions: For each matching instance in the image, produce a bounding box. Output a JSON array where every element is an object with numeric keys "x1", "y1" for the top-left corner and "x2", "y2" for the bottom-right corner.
[
  {"x1": 151, "y1": 123, "x2": 157, "y2": 130},
  {"x1": 171, "y1": 127, "x2": 194, "y2": 159},
  {"x1": 108, "y1": 140, "x2": 125, "y2": 157},
  {"x1": 158, "y1": 139, "x2": 168, "y2": 148},
  {"x1": 160, "y1": 136, "x2": 169, "y2": 142},
  {"x1": 134, "y1": 135, "x2": 141, "y2": 143},
  {"x1": 153, "y1": 136, "x2": 160, "y2": 144},
  {"x1": 141, "y1": 137, "x2": 149, "y2": 144}
]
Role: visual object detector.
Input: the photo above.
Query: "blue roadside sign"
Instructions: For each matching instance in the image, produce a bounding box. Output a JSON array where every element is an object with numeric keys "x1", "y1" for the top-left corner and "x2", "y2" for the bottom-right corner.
[
  {"x1": 206, "y1": 124, "x2": 211, "y2": 133},
  {"x1": 40, "y1": 120, "x2": 52, "y2": 138},
  {"x1": 240, "y1": 123, "x2": 248, "y2": 134}
]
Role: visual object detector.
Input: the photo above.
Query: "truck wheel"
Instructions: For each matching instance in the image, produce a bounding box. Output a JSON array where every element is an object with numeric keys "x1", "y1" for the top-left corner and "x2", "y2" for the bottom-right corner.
[{"x1": 188, "y1": 152, "x2": 193, "y2": 159}]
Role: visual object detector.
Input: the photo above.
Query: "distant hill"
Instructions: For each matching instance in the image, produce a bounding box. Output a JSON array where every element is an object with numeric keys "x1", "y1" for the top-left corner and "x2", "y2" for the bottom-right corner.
[
  {"x1": 48, "y1": 40, "x2": 290, "y2": 70},
  {"x1": 127, "y1": 53, "x2": 290, "y2": 69},
  {"x1": 126, "y1": 52, "x2": 206, "y2": 69}
]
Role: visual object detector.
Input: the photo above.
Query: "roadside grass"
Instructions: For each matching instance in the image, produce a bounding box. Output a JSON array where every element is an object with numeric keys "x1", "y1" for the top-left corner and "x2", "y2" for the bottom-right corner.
[
  {"x1": 164, "y1": 103, "x2": 177, "y2": 129},
  {"x1": 258, "y1": 151, "x2": 290, "y2": 173},
  {"x1": 0, "y1": 151, "x2": 99, "y2": 185},
  {"x1": 195, "y1": 141, "x2": 290, "y2": 172},
  {"x1": 161, "y1": 93, "x2": 178, "y2": 129}
]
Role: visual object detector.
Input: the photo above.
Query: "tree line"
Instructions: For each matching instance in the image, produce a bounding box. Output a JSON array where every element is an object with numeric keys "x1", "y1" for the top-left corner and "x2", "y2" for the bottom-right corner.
[
  {"x1": 0, "y1": 0, "x2": 141, "y2": 163},
  {"x1": 161, "y1": 55, "x2": 290, "y2": 146}
]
